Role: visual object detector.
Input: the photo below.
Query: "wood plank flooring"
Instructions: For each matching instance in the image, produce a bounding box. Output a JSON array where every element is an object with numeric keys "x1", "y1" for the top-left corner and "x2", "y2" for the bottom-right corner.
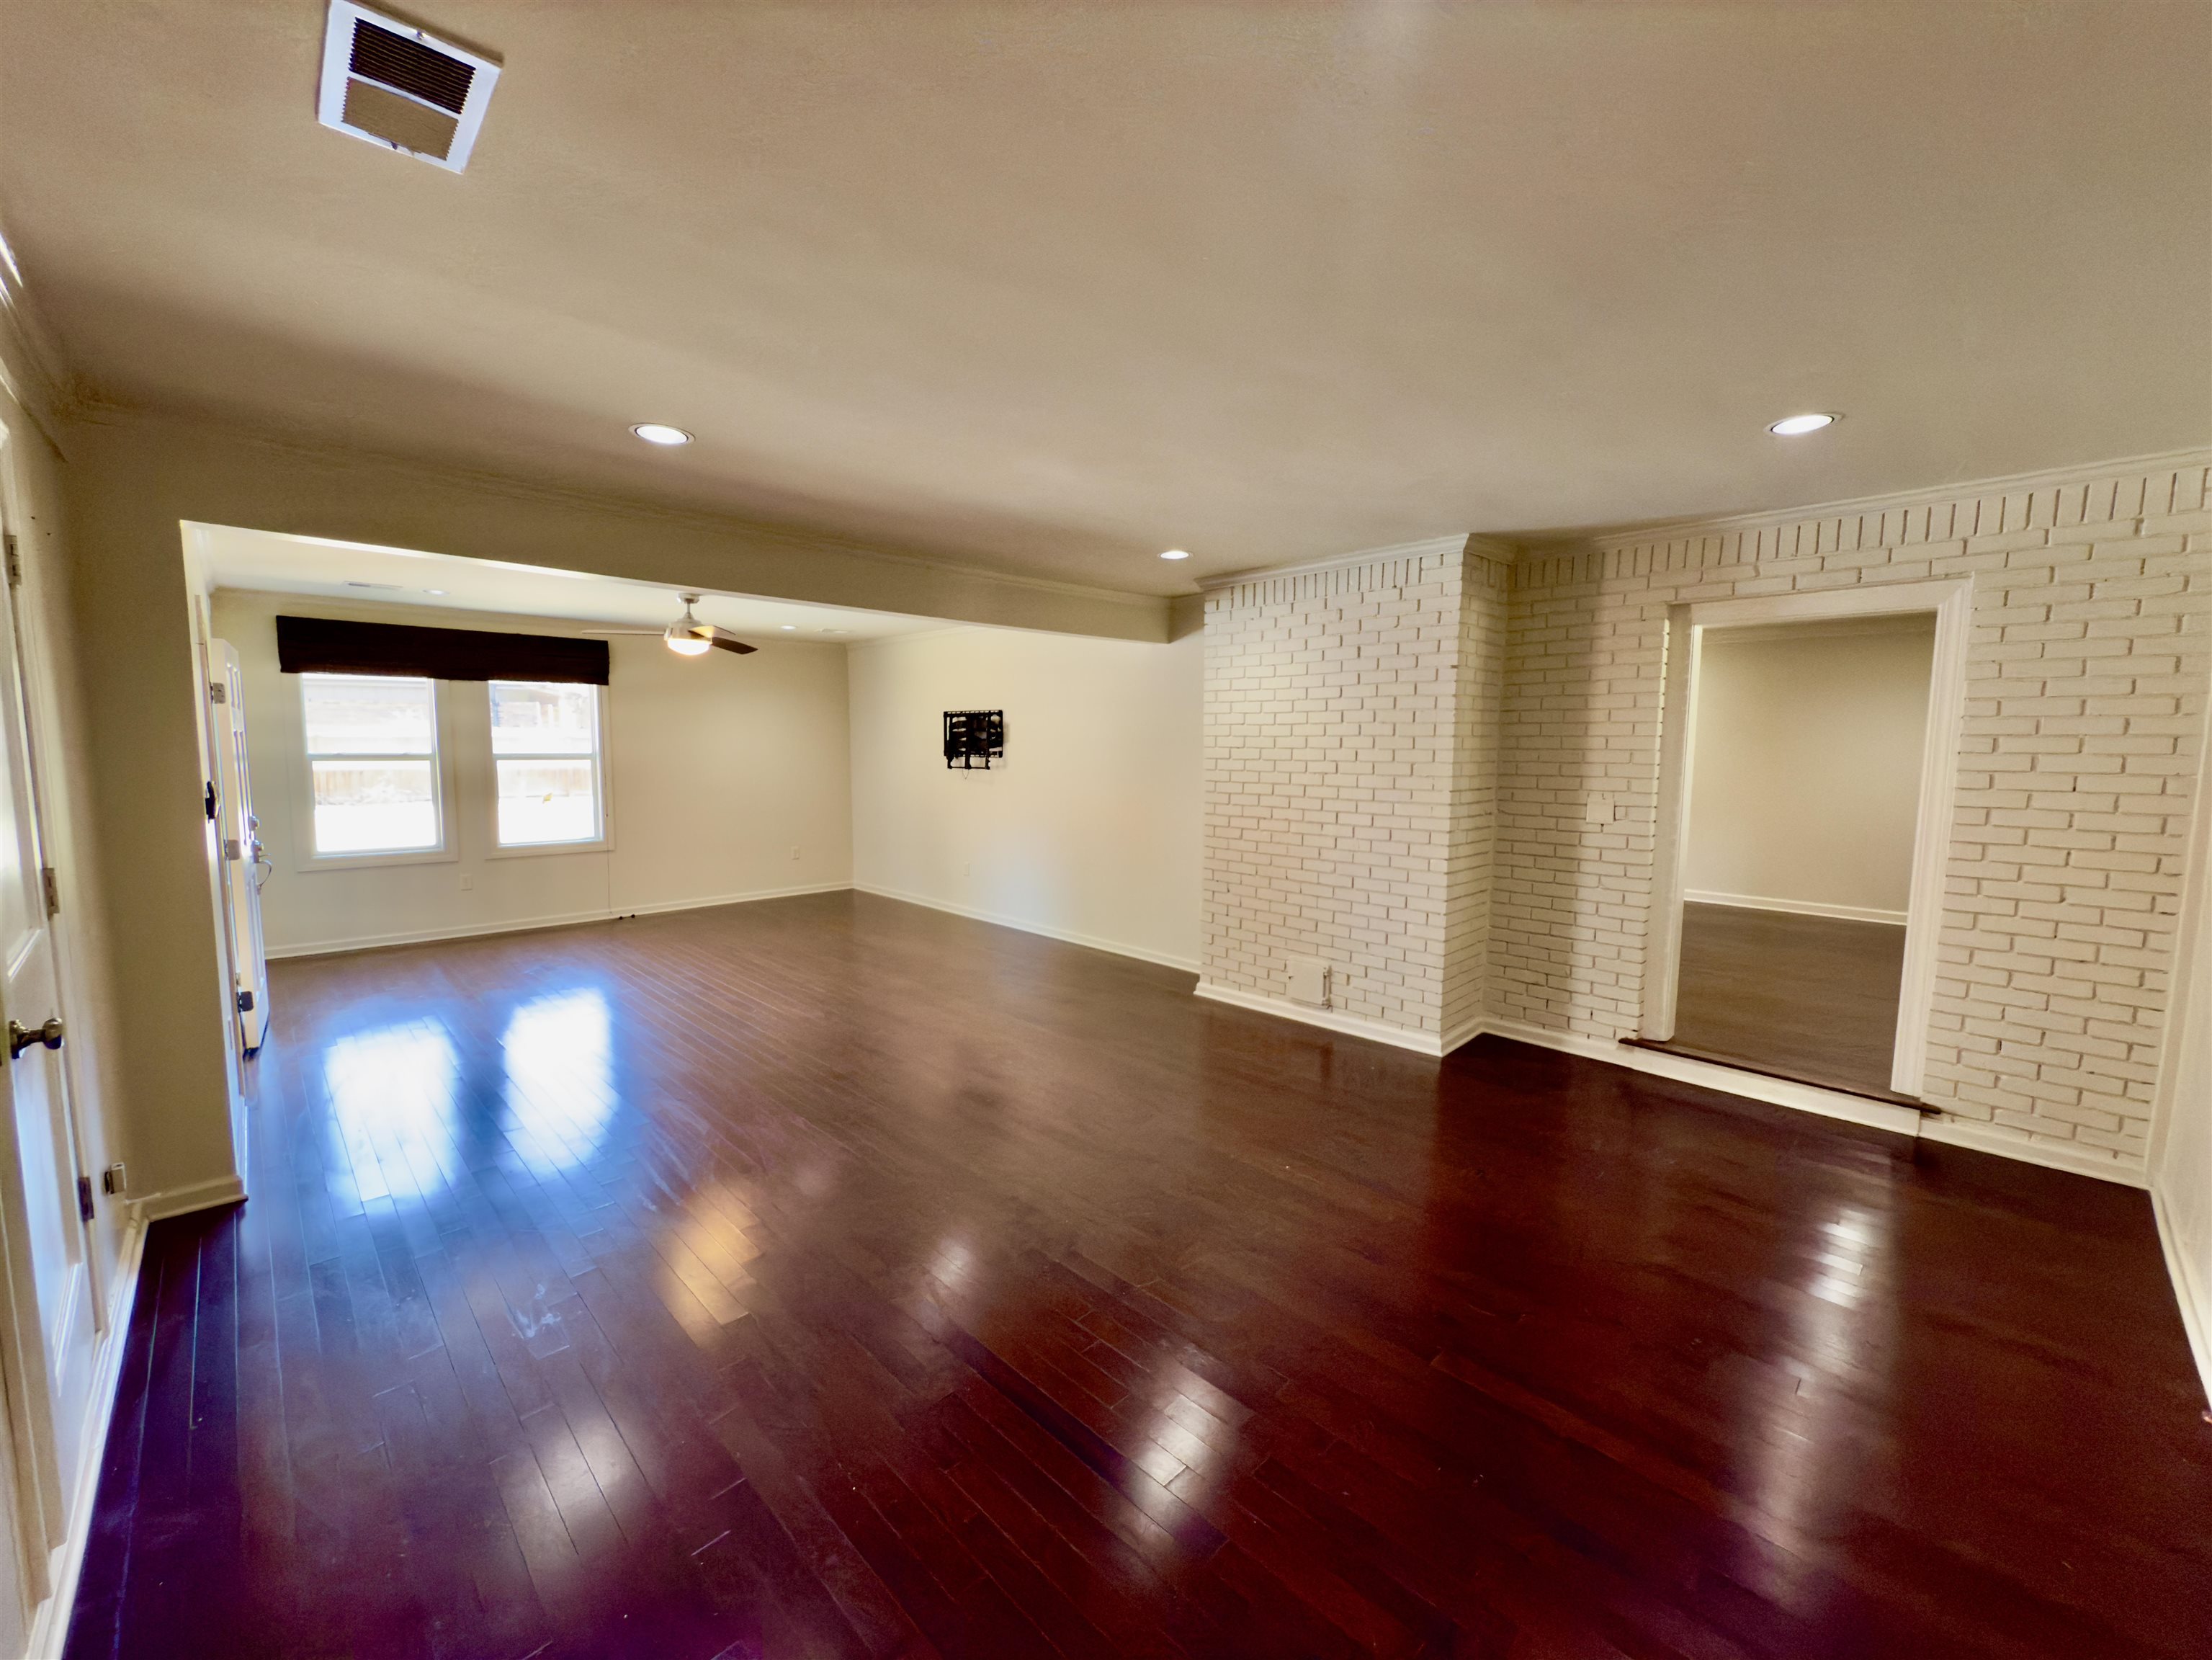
[
  {"x1": 65, "y1": 891, "x2": 2212, "y2": 1659},
  {"x1": 1669, "y1": 903, "x2": 1909, "y2": 1098}
]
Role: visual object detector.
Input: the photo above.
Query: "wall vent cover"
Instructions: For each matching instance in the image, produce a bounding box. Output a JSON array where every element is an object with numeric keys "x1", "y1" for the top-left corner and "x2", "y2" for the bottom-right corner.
[{"x1": 318, "y1": 1, "x2": 500, "y2": 171}]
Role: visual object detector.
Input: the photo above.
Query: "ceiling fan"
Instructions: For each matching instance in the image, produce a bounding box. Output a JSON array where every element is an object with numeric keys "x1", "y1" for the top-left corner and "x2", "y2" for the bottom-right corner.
[{"x1": 582, "y1": 593, "x2": 756, "y2": 657}]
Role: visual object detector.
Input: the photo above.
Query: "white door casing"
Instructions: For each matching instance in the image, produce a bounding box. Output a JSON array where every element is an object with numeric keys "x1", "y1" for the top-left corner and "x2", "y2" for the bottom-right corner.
[{"x1": 1639, "y1": 576, "x2": 1975, "y2": 1098}]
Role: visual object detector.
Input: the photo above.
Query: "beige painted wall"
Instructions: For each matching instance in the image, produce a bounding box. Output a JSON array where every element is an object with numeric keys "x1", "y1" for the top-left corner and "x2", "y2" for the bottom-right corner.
[
  {"x1": 60, "y1": 409, "x2": 1171, "y2": 1215},
  {"x1": 1683, "y1": 618, "x2": 1935, "y2": 919},
  {"x1": 848, "y1": 627, "x2": 1201, "y2": 969},
  {"x1": 211, "y1": 591, "x2": 853, "y2": 957}
]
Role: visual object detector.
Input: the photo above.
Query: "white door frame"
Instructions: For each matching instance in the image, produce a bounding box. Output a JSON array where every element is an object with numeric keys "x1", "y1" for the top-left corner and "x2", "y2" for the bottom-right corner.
[{"x1": 1639, "y1": 576, "x2": 1976, "y2": 1097}]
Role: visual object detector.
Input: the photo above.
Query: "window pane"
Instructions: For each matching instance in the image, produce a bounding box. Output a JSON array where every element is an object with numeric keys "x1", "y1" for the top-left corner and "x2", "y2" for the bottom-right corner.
[
  {"x1": 497, "y1": 759, "x2": 598, "y2": 845},
  {"x1": 303, "y1": 674, "x2": 436, "y2": 756},
  {"x1": 490, "y1": 681, "x2": 596, "y2": 757},
  {"x1": 312, "y1": 759, "x2": 438, "y2": 853}
]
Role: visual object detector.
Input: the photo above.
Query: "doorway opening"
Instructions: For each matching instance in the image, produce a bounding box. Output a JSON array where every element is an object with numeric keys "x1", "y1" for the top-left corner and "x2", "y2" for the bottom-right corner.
[{"x1": 1640, "y1": 579, "x2": 1973, "y2": 1103}]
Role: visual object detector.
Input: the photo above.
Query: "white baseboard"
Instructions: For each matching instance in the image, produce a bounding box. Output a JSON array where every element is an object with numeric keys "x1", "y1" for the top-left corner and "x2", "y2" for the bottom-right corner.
[
  {"x1": 130, "y1": 1174, "x2": 248, "y2": 1225},
  {"x1": 1192, "y1": 981, "x2": 1460, "y2": 1056},
  {"x1": 264, "y1": 880, "x2": 855, "y2": 960},
  {"x1": 1439, "y1": 1013, "x2": 1487, "y2": 1057},
  {"x1": 1917, "y1": 1115, "x2": 2149, "y2": 1188},
  {"x1": 2151, "y1": 1184, "x2": 2212, "y2": 1411},
  {"x1": 1184, "y1": 989, "x2": 2157, "y2": 1191},
  {"x1": 24, "y1": 1217, "x2": 146, "y2": 1659},
  {"x1": 856, "y1": 883, "x2": 1200, "y2": 974},
  {"x1": 1683, "y1": 890, "x2": 1909, "y2": 927},
  {"x1": 1475, "y1": 1017, "x2": 1927, "y2": 1138},
  {"x1": 619, "y1": 881, "x2": 854, "y2": 921}
]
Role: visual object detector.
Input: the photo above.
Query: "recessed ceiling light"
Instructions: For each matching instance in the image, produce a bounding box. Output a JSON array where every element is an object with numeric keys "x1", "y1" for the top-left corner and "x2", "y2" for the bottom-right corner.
[
  {"x1": 1160, "y1": 549, "x2": 1191, "y2": 561},
  {"x1": 424, "y1": 589, "x2": 447, "y2": 595},
  {"x1": 632, "y1": 423, "x2": 692, "y2": 446},
  {"x1": 1768, "y1": 413, "x2": 1837, "y2": 436},
  {"x1": 823, "y1": 628, "x2": 851, "y2": 635},
  {"x1": 779, "y1": 625, "x2": 796, "y2": 630}
]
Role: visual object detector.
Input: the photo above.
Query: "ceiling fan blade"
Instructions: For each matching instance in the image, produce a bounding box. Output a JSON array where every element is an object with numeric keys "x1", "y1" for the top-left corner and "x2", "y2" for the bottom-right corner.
[{"x1": 707, "y1": 631, "x2": 757, "y2": 656}]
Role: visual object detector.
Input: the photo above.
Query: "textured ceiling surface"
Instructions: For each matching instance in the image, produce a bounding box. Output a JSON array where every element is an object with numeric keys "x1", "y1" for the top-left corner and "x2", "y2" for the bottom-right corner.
[{"x1": 4, "y1": 2, "x2": 2208, "y2": 594}]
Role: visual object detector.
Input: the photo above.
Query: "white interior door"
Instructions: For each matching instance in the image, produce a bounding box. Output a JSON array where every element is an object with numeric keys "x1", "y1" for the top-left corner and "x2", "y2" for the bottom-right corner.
[
  {"x1": 0, "y1": 508, "x2": 96, "y2": 1602},
  {"x1": 214, "y1": 641, "x2": 270, "y2": 1053}
]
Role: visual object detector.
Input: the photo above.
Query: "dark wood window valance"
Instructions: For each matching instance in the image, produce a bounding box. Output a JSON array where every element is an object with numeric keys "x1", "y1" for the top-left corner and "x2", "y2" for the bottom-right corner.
[{"x1": 275, "y1": 615, "x2": 609, "y2": 685}]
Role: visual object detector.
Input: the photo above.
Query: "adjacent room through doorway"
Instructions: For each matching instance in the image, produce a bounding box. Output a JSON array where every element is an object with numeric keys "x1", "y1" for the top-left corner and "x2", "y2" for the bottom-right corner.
[{"x1": 1669, "y1": 612, "x2": 1938, "y2": 1097}]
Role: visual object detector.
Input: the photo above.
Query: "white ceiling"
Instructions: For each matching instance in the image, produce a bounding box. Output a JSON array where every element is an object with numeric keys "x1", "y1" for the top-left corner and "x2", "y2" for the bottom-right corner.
[
  {"x1": 189, "y1": 522, "x2": 940, "y2": 641},
  {"x1": 7, "y1": 3, "x2": 2209, "y2": 595}
]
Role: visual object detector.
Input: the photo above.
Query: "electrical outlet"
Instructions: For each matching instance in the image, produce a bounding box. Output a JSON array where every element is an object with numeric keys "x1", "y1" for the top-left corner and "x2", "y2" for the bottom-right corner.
[{"x1": 460, "y1": 873, "x2": 475, "y2": 891}]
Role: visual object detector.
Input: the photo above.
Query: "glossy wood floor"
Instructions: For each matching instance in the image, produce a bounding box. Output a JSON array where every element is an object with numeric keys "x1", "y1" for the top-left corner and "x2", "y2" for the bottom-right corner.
[
  {"x1": 67, "y1": 893, "x2": 2212, "y2": 1660},
  {"x1": 1669, "y1": 903, "x2": 1909, "y2": 1099}
]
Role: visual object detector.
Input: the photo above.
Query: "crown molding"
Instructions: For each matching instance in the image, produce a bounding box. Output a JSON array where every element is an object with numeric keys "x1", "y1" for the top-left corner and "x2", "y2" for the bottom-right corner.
[
  {"x1": 0, "y1": 271, "x2": 79, "y2": 455},
  {"x1": 1193, "y1": 446, "x2": 2212, "y2": 592},
  {"x1": 1573, "y1": 446, "x2": 2212, "y2": 554},
  {"x1": 1199, "y1": 531, "x2": 1518, "y2": 592}
]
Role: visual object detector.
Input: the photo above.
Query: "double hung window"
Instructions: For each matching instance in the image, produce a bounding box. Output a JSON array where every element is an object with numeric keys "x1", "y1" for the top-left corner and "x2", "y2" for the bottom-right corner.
[
  {"x1": 489, "y1": 679, "x2": 604, "y2": 847},
  {"x1": 300, "y1": 674, "x2": 443, "y2": 855}
]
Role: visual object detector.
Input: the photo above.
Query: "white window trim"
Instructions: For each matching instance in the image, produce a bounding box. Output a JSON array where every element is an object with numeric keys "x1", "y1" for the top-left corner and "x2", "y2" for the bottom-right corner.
[
  {"x1": 287, "y1": 672, "x2": 462, "y2": 873},
  {"x1": 483, "y1": 680, "x2": 614, "y2": 860}
]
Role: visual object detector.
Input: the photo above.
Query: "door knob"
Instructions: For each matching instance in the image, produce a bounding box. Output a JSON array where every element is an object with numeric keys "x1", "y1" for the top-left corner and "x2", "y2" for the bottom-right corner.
[{"x1": 8, "y1": 1018, "x2": 63, "y2": 1058}]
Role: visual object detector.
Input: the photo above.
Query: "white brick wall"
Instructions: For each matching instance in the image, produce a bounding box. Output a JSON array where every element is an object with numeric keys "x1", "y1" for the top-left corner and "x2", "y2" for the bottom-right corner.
[
  {"x1": 1443, "y1": 550, "x2": 1510, "y2": 1041},
  {"x1": 1200, "y1": 460, "x2": 2209, "y2": 1175},
  {"x1": 1493, "y1": 462, "x2": 2212, "y2": 1171},
  {"x1": 1202, "y1": 541, "x2": 1503, "y2": 1038}
]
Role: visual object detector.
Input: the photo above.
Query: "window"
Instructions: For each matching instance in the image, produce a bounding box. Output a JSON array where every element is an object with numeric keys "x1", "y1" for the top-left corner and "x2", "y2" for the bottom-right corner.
[
  {"x1": 300, "y1": 674, "x2": 443, "y2": 854},
  {"x1": 490, "y1": 680, "x2": 603, "y2": 847}
]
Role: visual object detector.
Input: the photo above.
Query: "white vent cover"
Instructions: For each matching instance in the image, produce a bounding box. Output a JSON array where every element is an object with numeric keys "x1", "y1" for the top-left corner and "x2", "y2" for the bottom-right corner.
[
  {"x1": 1285, "y1": 956, "x2": 1331, "y2": 1009},
  {"x1": 318, "y1": 1, "x2": 500, "y2": 171}
]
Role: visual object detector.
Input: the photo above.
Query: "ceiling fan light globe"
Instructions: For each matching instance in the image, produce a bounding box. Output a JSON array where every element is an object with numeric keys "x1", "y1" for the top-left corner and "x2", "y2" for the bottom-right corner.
[{"x1": 665, "y1": 629, "x2": 712, "y2": 656}]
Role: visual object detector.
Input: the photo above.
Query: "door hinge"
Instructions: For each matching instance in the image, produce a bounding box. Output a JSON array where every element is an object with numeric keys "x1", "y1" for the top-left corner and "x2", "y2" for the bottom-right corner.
[
  {"x1": 224, "y1": 836, "x2": 241, "y2": 860},
  {"x1": 205, "y1": 781, "x2": 217, "y2": 820},
  {"x1": 3, "y1": 535, "x2": 19, "y2": 588},
  {"x1": 208, "y1": 681, "x2": 227, "y2": 705},
  {"x1": 40, "y1": 865, "x2": 58, "y2": 918},
  {"x1": 75, "y1": 1175, "x2": 93, "y2": 1224}
]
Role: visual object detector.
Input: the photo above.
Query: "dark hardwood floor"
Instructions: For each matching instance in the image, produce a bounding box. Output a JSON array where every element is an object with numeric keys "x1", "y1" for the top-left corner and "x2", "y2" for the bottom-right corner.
[
  {"x1": 1668, "y1": 903, "x2": 1909, "y2": 1099},
  {"x1": 66, "y1": 891, "x2": 2212, "y2": 1659}
]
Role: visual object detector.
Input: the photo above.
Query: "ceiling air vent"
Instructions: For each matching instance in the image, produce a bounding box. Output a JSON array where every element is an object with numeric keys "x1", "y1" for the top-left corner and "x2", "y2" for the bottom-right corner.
[{"x1": 318, "y1": 1, "x2": 500, "y2": 172}]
